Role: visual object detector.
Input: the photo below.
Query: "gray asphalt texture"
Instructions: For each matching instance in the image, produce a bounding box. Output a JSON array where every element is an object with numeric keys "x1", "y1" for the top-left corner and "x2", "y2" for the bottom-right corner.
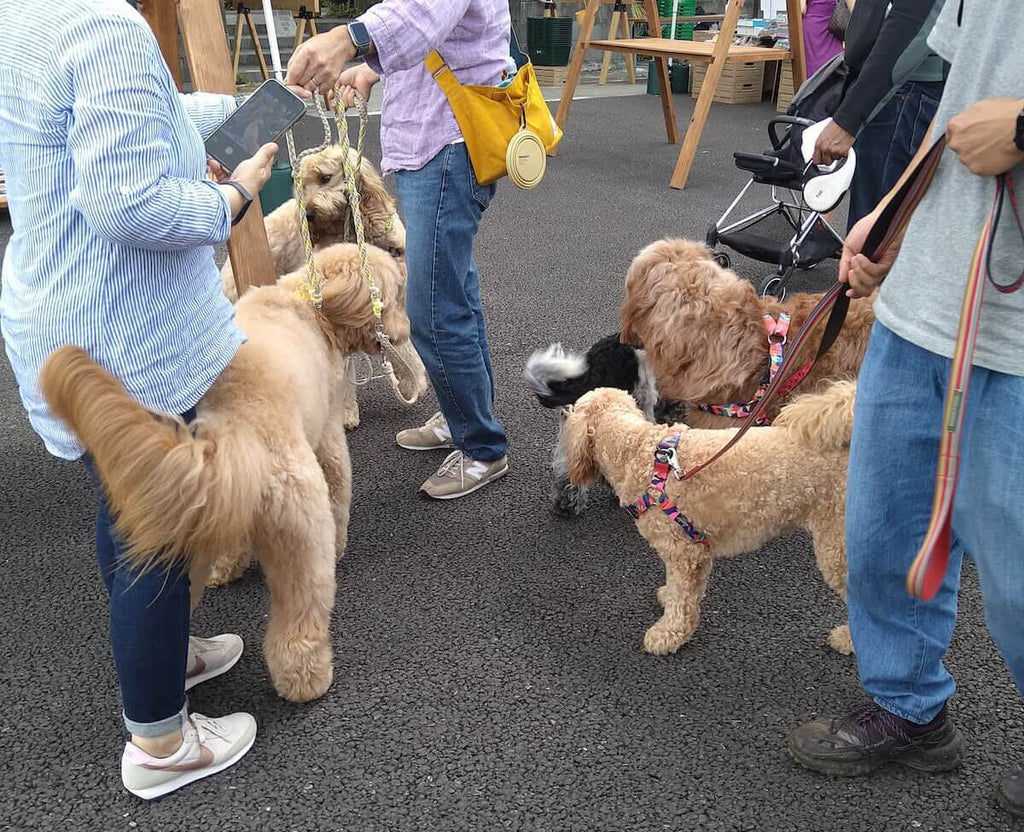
[{"x1": 1, "y1": 93, "x2": 1021, "y2": 832}]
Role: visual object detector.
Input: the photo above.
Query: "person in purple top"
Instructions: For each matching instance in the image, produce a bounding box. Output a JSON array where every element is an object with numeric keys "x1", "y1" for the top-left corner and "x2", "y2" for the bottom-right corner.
[{"x1": 288, "y1": 1, "x2": 511, "y2": 501}]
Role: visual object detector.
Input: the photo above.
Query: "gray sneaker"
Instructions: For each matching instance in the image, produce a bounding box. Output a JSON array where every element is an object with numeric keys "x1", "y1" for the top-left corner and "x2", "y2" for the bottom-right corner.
[
  {"x1": 396, "y1": 411, "x2": 454, "y2": 451},
  {"x1": 421, "y1": 450, "x2": 509, "y2": 500}
]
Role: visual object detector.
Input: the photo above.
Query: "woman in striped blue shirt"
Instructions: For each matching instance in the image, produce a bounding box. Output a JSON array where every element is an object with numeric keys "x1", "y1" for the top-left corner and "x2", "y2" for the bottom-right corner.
[{"x1": 0, "y1": 0, "x2": 277, "y2": 799}]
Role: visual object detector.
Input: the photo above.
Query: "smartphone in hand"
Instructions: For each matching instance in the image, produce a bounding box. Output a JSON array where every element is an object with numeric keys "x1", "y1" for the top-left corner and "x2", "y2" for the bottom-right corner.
[{"x1": 205, "y1": 79, "x2": 305, "y2": 172}]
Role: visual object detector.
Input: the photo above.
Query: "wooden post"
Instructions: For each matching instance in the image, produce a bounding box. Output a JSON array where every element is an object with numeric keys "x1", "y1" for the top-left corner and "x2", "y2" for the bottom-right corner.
[
  {"x1": 785, "y1": 0, "x2": 806, "y2": 90},
  {"x1": 554, "y1": 0, "x2": 602, "y2": 133},
  {"x1": 643, "y1": 0, "x2": 678, "y2": 144},
  {"x1": 139, "y1": 0, "x2": 183, "y2": 89},
  {"x1": 621, "y1": 9, "x2": 636, "y2": 84},
  {"x1": 598, "y1": 8, "x2": 620, "y2": 86},
  {"x1": 668, "y1": 0, "x2": 741, "y2": 188},
  {"x1": 176, "y1": 0, "x2": 277, "y2": 297}
]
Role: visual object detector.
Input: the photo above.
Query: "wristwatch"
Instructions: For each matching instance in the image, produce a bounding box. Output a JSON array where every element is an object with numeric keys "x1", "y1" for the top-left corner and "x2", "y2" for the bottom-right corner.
[
  {"x1": 222, "y1": 179, "x2": 253, "y2": 226},
  {"x1": 1015, "y1": 106, "x2": 1024, "y2": 152},
  {"x1": 348, "y1": 21, "x2": 373, "y2": 58}
]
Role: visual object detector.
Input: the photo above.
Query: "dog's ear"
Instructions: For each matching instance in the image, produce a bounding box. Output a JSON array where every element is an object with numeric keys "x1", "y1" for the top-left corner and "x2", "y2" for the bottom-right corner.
[{"x1": 564, "y1": 404, "x2": 599, "y2": 487}]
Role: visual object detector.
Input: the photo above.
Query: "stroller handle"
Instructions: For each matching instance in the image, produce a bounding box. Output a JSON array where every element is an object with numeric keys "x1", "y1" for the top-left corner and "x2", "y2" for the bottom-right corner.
[{"x1": 768, "y1": 116, "x2": 816, "y2": 152}]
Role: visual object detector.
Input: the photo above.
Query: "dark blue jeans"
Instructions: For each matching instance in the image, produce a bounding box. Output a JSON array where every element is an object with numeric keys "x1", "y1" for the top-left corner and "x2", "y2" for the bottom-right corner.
[
  {"x1": 847, "y1": 80, "x2": 943, "y2": 231},
  {"x1": 84, "y1": 408, "x2": 194, "y2": 737},
  {"x1": 395, "y1": 143, "x2": 507, "y2": 461}
]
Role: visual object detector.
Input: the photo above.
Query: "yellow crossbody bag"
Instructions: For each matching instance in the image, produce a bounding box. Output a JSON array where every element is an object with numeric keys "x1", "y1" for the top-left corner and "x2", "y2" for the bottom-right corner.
[{"x1": 424, "y1": 49, "x2": 562, "y2": 189}]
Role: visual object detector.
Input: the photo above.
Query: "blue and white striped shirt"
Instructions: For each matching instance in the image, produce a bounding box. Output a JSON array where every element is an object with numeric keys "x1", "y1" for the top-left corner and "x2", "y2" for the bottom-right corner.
[{"x1": 0, "y1": 0, "x2": 244, "y2": 459}]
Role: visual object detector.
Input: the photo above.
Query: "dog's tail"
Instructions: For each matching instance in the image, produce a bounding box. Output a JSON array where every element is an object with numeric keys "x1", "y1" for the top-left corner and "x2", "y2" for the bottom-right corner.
[
  {"x1": 40, "y1": 346, "x2": 261, "y2": 571},
  {"x1": 773, "y1": 379, "x2": 857, "y2": 452}
]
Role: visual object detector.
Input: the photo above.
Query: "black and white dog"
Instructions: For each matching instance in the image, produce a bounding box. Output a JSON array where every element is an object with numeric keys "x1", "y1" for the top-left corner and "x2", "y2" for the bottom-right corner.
[{"x1": 523, "y1": 333, "x2": 685, "y2": 516}]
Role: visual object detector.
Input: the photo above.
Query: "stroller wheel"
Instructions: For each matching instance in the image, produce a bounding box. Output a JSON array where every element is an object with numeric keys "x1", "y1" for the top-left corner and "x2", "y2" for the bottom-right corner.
[
  {"x1": 759, "y1": 274, "x2": 787, "y2": 301},
  {"x1": 712, "y1": 250, "x2": 731, "y2": 269}
]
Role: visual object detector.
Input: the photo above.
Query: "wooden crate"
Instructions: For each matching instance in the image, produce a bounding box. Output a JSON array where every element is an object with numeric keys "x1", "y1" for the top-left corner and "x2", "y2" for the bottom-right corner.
[
  {"x1": 533, "y1": 65, "x2": 569, "y2": 86},
  {"x1": 776, "y1": 61, "x2": 795, "y2": 112},
  {"x1": 691, "y1": 60, "x2": 765, "y2": 104},
  {"x1": 692, "y1": 30, "x2": 714, "y2": 42}
]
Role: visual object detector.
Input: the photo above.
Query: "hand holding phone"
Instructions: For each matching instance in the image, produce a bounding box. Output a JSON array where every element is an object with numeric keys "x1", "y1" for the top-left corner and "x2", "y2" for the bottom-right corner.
[{"x1": 205, "y1": 79, "x2": 305, "y2": 173}]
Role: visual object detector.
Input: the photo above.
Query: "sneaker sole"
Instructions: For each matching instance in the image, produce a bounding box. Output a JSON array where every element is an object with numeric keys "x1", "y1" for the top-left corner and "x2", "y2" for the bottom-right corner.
[
  {"x1": 421, "y1": 464, "x2": 509, "y2": 501},
  {"x1": 125, "y1": 732, "x2": 257, "y2": 801},
  {"x1": 787, "y1": 727, "x2": 965, "y2": 778},
  {"x1": 396, "y1": 439, "x2": 455, "y2": 452},
  {"x1": 184, "y1": 647, "x2": 243, "y2": 692}
]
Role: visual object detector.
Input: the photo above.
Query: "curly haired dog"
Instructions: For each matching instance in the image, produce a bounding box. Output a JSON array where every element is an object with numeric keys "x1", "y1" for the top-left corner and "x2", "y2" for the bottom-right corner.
[
  {"x1": 39, "y1": 243, "x2": 426, "y2": 704},
  {"x1": 221, "y1": 145, "x2": 406, "y2": 303},
  {"x1": 562, "y1": 382, "x2": 855, "y2": 657},
  {"x1": 620, "y1": 239, "x2": 874, "y2": 429}
]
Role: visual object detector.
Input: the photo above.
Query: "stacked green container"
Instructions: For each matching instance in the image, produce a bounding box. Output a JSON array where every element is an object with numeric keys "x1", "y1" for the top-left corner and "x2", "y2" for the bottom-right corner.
[
  {"x1": 658, "y1": 0, "x2": 696, "y2": 41},
  {"x1": 527, "y1": 16, "x2": 574, "y2": 67}
]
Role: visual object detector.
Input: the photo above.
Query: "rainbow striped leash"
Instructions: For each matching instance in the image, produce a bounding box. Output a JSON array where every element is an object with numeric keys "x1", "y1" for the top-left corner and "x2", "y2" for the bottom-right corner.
[
  {"x1": 907, "y1": 167, "x2": 1023, "y2": 600},
  {"x1": 677, "y1": 139, "x2": 948, "y2": 483},
  {"x1": 626, "y1": 434, "x2": 709, "y2": 547}
]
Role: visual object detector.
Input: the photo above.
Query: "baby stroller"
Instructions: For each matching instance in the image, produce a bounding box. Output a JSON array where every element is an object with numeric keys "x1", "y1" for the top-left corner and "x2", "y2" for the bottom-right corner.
[{"x1": 705, "y1": 57, "x2": 855, "y2": 299}]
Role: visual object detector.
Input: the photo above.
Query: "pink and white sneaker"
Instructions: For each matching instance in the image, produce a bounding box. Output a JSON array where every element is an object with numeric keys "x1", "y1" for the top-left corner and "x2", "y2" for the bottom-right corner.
[
  {"x1": 185, "y1": 634, "x2": 243, "y2": 691},
  {"x1": 121, "y1": 712, "x2": 257, "y2": 800}
]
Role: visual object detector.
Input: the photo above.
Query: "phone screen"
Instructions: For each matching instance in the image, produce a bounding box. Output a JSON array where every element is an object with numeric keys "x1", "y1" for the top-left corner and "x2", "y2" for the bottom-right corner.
[{"x1": 205, "y1": 79, "x2": 306, "y2": 171}]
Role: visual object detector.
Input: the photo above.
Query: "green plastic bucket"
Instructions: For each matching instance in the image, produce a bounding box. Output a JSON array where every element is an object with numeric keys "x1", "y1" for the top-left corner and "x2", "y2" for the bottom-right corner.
[
  {"x1": 260, "y1": 162, "x2": 293, "y2": 217},
  {"x1": 646, "y1": 61, "x2": 690, "y2": 95}
]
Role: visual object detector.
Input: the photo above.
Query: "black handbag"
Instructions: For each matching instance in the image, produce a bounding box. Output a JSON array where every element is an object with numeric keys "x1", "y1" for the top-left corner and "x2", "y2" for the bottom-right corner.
[{"x1": 827, "y1": 0, "x2": 851, "y2": 39}]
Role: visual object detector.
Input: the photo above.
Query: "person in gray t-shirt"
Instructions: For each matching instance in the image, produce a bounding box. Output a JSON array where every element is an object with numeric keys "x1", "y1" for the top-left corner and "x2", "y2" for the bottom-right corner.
[{"x1": 788, "y1": 0, "x2": 1024, "y2": 817}]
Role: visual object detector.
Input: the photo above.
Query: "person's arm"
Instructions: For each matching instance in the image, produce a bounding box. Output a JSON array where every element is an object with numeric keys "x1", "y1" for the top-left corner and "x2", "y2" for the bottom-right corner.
[
  {"x1": 286, "y1": 0, "x2": 472, "y2": 94},
  {"x1": 62, "y1": 13, "x2": 236, "y2": 251},
  {"x1": 832, "y1": 0, "x2": 937, "y2": 137},
  {"x1": 177, "y1": 92, "x2": 237, "y2": 140}
]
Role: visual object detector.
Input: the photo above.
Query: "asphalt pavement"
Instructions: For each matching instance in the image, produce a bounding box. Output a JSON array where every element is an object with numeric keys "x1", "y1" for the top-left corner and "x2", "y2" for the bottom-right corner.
[{"x1": 1, "y1": 92, "x2": 1021, "y2": 832}]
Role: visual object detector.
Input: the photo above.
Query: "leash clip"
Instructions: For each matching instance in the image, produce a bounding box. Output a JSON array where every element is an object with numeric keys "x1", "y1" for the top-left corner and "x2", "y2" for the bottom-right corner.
[{"x1": 667, "y1": 446, "x2": 683, "y2": 479}]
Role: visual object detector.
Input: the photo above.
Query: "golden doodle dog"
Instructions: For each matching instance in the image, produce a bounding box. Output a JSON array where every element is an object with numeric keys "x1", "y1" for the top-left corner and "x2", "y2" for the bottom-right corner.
[
  {"x1": 620, "y1": 239, "x2": 874, "y2": 427},
  {"x1": 563, "y1": 382, "x2": 854, "y2": 657},
  {"x1": 40, "y1": 243, "x2": 427, "y2": 704},
  {"x1": 221, "y1": 145, "x2": 406, "y2": 302}
]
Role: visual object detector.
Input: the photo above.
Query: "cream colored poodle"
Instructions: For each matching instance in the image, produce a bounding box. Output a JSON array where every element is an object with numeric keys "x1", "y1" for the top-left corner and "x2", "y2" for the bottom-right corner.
[
  {"x1": 563, "y1": 382, "x2": 855, "y2": 657},
  {"x1": 41, "y1": 243, "x2": 426, "y2": 704}
]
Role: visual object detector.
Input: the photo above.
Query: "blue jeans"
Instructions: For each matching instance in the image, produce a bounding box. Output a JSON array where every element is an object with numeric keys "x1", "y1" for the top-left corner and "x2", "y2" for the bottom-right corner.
[
  {"x1": 847, "y1": 81, "x2": 943, "y2": 230},
  {"x1": 395, "y1": 143, "x2": 507, "y2": 461},
  {"x1": 84, "y1": 409, "x2": 194, "y2": 737},
  {"x1": 847, "y1": 323, "x2": 1024, "y2": 723}
]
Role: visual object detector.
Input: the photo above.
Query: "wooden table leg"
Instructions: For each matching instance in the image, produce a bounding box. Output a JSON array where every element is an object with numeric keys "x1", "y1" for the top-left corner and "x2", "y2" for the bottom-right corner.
[
  {"x1": 309, "y1": 17, "x2": 318, "y2": 36},
  {"x1": 554, "y1": 0, "x2": 601, "y2": 135},
  {"x1": 785, "y1": 0, "x2": 806, "y2": 90},
  {"x1": 294, "y1": 16, "x2": 306, "y2": 49},
  {"x1": 643, "y1": 0, "x2": 678, "y2": 144},
  {"x1": 599, "y1": 9, "x2": 620, "y2": 86},
  {"x1": 244, "y1": 10, "x2": 270, "y2": 81},
  {"x1": 139, "y1": 0, "x2": 183, "y2": 90},
  {"x1": 231, "y1": 9, "x2": 245, "y2": 76},
  {"x1": 668, "y1": 0, "x2": 742, "y2": 188},
  {"x1": 621, "y1": 9, "x2": 636, "y2": 84}
]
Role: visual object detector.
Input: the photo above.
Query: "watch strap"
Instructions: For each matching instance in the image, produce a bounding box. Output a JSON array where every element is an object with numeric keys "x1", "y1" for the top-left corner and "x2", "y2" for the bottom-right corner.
[
  {"x1": 1015, "y1": 108, "x2": 1024, "y2": 152},
  {"x1": 223, "y1": 179, "x2": 253, "y2": 226}
]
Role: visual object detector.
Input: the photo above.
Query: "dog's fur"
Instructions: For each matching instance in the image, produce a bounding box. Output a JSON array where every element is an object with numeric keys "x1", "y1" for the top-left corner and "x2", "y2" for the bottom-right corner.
[
  {"x1": 40, "y1": 243, "x2": 427, "y2": 704},
  {"x1": 562, "y1": 382, "x2": 855, "y2": 657},
  {"x1": 221, "y1": 145, "x2": 407, "y2": 303},
  {"x1": 620, "y1": 239, "x2": 874, "y2": 429}
]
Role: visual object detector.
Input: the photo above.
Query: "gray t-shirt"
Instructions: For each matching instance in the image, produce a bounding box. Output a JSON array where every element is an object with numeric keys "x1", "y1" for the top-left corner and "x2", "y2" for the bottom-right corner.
[{"x1": 873, "y1": 0, "x2": 1024, "y2": 377}]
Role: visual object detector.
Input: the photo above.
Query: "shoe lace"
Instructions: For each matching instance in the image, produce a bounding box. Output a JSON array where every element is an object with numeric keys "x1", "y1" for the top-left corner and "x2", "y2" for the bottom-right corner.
[
  {"x1": 436, "y1": 450, "x2": 464, "y2": 478},
  {"x1": 190, "y1": 714, "x2": 230, "y2": 744}
]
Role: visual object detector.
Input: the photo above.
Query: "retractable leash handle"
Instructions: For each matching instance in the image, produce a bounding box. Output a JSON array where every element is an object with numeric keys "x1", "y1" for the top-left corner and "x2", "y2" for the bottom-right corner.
[{"x1": 678, "y1": 139, "x2": 948, "y2": 483}]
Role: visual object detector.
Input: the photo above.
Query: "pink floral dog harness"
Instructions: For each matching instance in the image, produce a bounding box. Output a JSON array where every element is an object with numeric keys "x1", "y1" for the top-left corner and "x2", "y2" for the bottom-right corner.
[{"x1": 626, "y1": 433, "x2": 708, "y2": 547}]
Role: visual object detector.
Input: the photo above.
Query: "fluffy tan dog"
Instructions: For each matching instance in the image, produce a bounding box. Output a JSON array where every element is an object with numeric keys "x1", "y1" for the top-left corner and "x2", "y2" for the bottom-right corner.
[
  {"x1": 221, "y1": 145, "x2": 406, "y2": 302},
  {"x1": 563, "y1": 382, "x2": 855, "y2": 657},
  {"x1": 620, "y1": 239, "x2": 874, "y2": 428},
  {"x1": 40, "y1": 243, "x2": 426, "y2": 704}
]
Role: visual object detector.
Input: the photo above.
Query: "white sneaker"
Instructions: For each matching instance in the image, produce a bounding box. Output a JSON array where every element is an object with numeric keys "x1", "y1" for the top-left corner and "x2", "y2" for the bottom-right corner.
[
  {"x1": 121, "y1": 712, "x2": 257, "y2": 800},
  {"x1": 396, "y1": 411, "x2": 454, "y2": 451},
  {"x1": 185, "y1": 634, "x2": 243, "y2": 691}
]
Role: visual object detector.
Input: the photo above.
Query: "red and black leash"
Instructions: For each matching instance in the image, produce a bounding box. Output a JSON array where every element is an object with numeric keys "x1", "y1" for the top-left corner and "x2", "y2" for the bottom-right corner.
[{"x1": 678, "y1": 139, "x2": 948, "y2": 482}]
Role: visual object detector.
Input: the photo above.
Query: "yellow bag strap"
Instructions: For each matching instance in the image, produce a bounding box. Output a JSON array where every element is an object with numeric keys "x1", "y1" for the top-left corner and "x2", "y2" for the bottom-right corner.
[{"x1": 425, "y1": 50, "x2": 461, "y2": 97}]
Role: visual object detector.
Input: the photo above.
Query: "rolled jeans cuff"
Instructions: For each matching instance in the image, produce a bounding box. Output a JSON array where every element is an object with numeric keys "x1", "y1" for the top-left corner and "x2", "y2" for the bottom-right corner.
[{"x1": 123, "y1": 701, "x2": 188, "y2": 738}]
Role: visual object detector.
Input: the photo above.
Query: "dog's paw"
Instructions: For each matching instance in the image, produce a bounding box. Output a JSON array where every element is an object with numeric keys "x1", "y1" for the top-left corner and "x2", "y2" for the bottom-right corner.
[
  {"x1": 549, "y1": 478, "x2": 586, "y2": 519},
  {"x1": 268, "y1": 640, "x2": 334, "y2": 703},
  {"x1": 340, "y1": 408, "x2": 361, "y2": 431},
  {"x1": 827, "y1": 624, "x2": 854, "y2": 655},
  {"x1": 642, "y1": 622, "x2": 691, "y2": 656},
  {"x1": 205, "y1": 552, "x2": 252, "y2": 587}
]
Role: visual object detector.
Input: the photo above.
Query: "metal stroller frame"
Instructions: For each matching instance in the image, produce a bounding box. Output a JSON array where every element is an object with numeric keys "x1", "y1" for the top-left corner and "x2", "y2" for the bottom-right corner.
[{"x1": 705, "y1": 115, "x2": 847, "y2": 300}]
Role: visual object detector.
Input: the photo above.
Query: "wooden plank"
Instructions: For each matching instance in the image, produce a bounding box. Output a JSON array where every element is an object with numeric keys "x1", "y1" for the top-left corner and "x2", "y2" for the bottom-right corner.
[
  {"x1": 643, "y1": 0, "x2": 678, "y2": 145},
  {"x1": 669, "y1": 0, "x2": 742, "y2": 189},
  {"x1": 588, "y1": 38, "x2": 790, "y2": 62},
  {"x1": 554, "y1": 0, "x2": 602, "y2": 134},
  {"x1": 786, "y1": 0, "x2": 807, "y2": 90},
  {"x1": 139, "y1": 0, "x2": 183, "y2": 89},
  {"x1": 177, "y1": 0, "x2": 277, "y2": 296},
  {"x1": 620, "y1": 9, "x2": 636, "y2": 84},
  {"x1": 598, "y1": 9, "x2": 619, "y2": 86}
]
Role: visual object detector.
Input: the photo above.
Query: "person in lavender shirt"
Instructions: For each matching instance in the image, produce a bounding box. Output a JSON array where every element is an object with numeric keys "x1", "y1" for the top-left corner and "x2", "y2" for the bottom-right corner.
[{"x1": 287, "y1": 1, "x2": 511, "y2": 500}]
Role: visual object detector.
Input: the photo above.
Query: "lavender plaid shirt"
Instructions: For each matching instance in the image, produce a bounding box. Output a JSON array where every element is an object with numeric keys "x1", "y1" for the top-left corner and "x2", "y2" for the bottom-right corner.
[{"x1": 359, "y1": 0, "x2": 511, "y2": 175}]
